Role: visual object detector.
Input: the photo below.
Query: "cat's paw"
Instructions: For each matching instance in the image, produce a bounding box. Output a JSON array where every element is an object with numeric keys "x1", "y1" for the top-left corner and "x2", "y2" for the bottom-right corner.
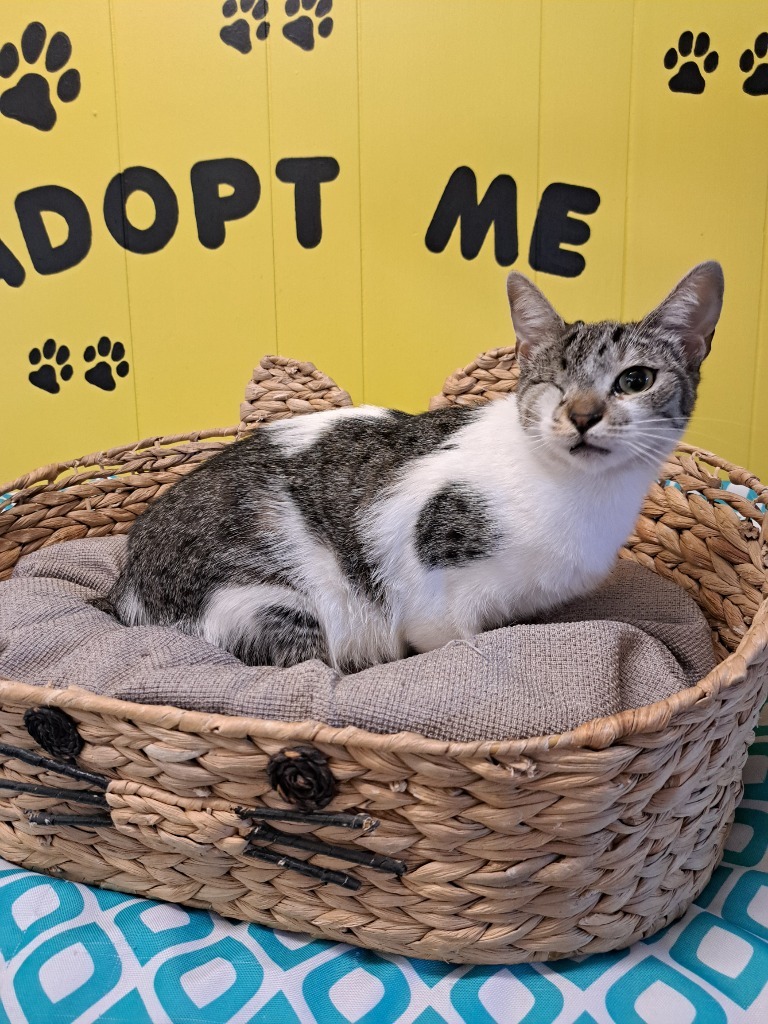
[
  {"x1": 220, "y1": 0, "x2": 269, "y2": 54},
  {"x1": 83, "y1": 336, "x2": 129, "y2": 392},
  {"x1": 283, "y1": 0, "x2": 333, "y2": 52},
  {"x1": 0, "y1": 22, "x2": 80, "y2": 131},
  {"x1": 664, "y1": 31, "x2": 718, "y2": 94},
  {"x1": 740, "y1": 32, "x2": 768, "y2": 95},
  {"x1": 28, "y1": 339, "x2": 73, "y2": 394}
]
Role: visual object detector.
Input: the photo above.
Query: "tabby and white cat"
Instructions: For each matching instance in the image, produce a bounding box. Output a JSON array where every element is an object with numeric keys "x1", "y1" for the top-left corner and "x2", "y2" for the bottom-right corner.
[{"x1": 112, "y1": 262, "x2": 724, "y2": 673}]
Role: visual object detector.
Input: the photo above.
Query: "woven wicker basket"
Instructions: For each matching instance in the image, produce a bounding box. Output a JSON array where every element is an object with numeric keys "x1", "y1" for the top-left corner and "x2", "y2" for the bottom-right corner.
[{"x1": 0, "y1": 350, "x2": 766, "y2": 965}]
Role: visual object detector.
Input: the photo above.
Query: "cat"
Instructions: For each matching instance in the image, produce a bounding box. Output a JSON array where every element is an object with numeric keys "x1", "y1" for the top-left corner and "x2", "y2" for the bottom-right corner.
[{"x1": 111, "y1": 261, "x2": 724, "y2": 674}]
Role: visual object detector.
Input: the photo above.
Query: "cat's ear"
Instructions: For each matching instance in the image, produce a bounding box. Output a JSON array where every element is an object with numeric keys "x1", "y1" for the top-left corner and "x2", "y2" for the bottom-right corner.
[
  {"x1": 506, "y1": 272, "x2": 565, "y2": 360},
  {"x1": 642, "y1": 261, "x2": 724, "y2": 366}
]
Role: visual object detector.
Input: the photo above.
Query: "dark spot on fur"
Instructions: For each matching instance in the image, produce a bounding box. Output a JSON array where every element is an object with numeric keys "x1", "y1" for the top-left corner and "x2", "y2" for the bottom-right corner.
[
  {"x1": 415, "y1": 483, "x2": 501, "y2": 569},
  {"x1": 284, "y1": 408, "x2": 474, "y2": 600},
  {"x1": 611, "y1": 325, "x2": 623, "y2": 343},
  {"x1": 563, "y1": 327, "x2": 580, "y2": 347},
  {"x1": 232, "y1": 604, "x2": 328, "y2": 667},
  {"x1": 598, "y1": 343, "x2": 606, "y2": 357}
]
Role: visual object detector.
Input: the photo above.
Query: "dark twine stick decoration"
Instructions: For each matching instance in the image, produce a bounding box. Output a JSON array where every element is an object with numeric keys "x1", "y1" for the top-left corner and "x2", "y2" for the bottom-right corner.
[
  {"x1": 0, "y1": 742, "x2": 112, "y2": 826},
  {"x1": 236, "y1": 807, "x2": 379, "y2": 833},
  {"x1": 244, "y1": 845, "x2": 361, "y2": 890},
  {"x1": 248, "y1": 819, "x2": 406, "y2": 876},
  {"x1": 0, "y1": 779, "x2": 109, "y2": 806},
  {"x1": 0, "y1": 743, "x2": 108, "y2": 789},
  {"x1": 26, "y1": 811, "x2": 113, "y2": 828}
]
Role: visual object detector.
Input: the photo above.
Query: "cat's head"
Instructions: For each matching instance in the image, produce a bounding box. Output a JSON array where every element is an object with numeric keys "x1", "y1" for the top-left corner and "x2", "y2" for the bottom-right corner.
[{"x1": 506, "y1": 262, "x2": 724, "y2": 474}]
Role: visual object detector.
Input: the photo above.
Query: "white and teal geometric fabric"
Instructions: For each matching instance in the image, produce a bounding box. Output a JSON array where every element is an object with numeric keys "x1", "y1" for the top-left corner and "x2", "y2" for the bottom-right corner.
[{"x1": 1, "y1": 705, "x2": 766, "y2": 1023}]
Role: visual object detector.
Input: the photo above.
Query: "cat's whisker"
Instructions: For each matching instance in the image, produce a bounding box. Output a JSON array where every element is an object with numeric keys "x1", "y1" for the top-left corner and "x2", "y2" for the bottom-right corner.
[
  {"x1": 636, "y1": 428, "x2": 685, "y2": 437},
  {"x1": 618, "y1": 434, "x2": 669, "y2": 460},
  {"x1": 626, "y1": 417, "x2": 679, "y2": 425},
  {"x1": 624, "y1": 444, "x2": 661, "y2": 459},
  {"x1": 694, "y1": 419, "x2": 748, "y2": 426},
  {"x1": 621, "y1": 432, "x2": 669, "y2": 450},
  {"x1": 628, "y1": 447, "x2": 667, "y2": 463},
  {"x1": 635, "y1": 429, "x2": 683, "y2": 441},
  {"x1": 614, "y1": 436, "x2": 676, "y2": 445},
  {"x1": 622, "y1": 446, "x2": 668, "y2": 471},
  {"x1": 622, "y1": 435, "x2": 678, "y2": 448},
  {"x1": 602, "y1": 433, "x2": 674, "y2": 448},
  {"x1": 520, "y1": 431, "x2": 552, "y2": 454},
  {"x1": 603, "y1": 425, "x2": 676, "y2": 434}
]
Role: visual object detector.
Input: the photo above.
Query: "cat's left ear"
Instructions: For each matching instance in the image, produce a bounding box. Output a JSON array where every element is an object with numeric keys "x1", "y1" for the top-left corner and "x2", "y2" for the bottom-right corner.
[{"x1": 642, "y1": 261, "x2": 724, "y2": 366}]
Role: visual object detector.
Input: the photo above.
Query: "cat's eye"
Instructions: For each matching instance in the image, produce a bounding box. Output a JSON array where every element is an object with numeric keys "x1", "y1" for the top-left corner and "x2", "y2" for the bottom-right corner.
[{"x1": 614, "y1": 367, "x2": 655, "y2": 395}]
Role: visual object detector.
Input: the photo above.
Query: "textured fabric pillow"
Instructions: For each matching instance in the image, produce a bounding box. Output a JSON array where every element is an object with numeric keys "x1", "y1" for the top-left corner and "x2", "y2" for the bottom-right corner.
[{"x1": 0, "y1": 537, "x2": 716, "y2": 742}]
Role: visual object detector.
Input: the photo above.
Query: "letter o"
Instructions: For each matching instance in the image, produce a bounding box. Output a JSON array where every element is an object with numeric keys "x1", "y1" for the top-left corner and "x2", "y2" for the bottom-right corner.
[{"x1": 104, "y1": 167, "x2": 179, "y2": 254}]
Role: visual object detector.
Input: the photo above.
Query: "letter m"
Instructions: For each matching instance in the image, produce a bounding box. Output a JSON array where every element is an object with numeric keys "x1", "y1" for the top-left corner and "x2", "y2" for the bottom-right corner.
[{"x1": 425, "y1": 167, "x2": 518, "y2": 266}]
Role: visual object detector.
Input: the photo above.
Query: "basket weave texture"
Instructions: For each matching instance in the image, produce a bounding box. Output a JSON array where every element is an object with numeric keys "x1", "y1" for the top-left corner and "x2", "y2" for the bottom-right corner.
[{"x1": 0, "y1": 349, "x2": 767, "y2": 964}]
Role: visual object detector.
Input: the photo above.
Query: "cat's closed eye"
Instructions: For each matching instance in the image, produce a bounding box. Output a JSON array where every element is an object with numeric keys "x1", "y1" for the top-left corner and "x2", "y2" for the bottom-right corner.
[{"x1": 613, "y1": 367, "x2": 656, "y2": 395}]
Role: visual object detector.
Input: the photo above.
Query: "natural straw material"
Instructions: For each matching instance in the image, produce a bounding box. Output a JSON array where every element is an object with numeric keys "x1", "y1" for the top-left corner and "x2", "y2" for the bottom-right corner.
[
  {"x1": 238, "y1": 354, "x2": 353, "y2": 434},
  {"x1": 0, "y1": 351, "x2": 766, "y2": 964}
]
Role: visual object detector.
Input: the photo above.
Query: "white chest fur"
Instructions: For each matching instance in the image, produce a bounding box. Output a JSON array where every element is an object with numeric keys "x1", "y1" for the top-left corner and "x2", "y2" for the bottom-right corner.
[{"x1": 366, "y1": 396, "x2": 654, "y2": 652}]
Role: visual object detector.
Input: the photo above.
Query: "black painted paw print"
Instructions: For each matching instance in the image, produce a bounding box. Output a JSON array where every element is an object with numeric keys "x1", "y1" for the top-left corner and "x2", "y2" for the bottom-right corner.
[
  {"x1": 740, "y1": 32, "x2": 768, "y2": 95},
  {"x1": 283, "y1": 0, "x2": 333, "y2": 52},
  {"x1": 84, "y1": 337, "x2": 129, "y2": 392},
  {"x1": 664, "y1": 31, "x2": 719, "y2": 93},
  {"x1": 0, "y1": 23, "x2": 80, "y2": 131},
  {"x1": 28, "y1": 340, "x2": 73, "y2": 394},
  {"x1": 220, "y1": 0, "x2": 269, "y2": 54}
]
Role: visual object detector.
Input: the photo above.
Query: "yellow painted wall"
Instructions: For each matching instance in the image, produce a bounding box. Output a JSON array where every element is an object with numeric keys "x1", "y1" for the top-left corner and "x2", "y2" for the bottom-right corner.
[{"x1": 0, "y1": 0, "x2": 766, "y2": 484}]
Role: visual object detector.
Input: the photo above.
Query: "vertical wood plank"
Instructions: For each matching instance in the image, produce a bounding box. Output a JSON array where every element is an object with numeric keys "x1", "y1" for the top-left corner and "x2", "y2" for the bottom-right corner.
[
  {"x1": 110, "y1": 0, "x2": 276, "y2": 439},
  {"x1": 266, "y1": 0, "x2": 363, "y2": 401},
  {"x1": 358, "y1": 0, "x2": 541, "y2": 411},
  {"x1": 0, "y1": 0, "x2": 136, "y2": 482},
  {"x1": 623, "y1": 1, "x2": 768, "y2": 468},
  {"x1": 535, "y1": 0, "x2": 634, "y2": 320}
]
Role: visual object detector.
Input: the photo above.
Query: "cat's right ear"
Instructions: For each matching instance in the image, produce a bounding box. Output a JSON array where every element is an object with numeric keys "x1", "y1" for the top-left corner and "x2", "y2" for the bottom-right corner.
[
  {"x1": 641, "y1": 261, "x2": 724, "y2": 366},
  {"x1": 506, "y1": 272, "x2": 565, "y2": 360}
]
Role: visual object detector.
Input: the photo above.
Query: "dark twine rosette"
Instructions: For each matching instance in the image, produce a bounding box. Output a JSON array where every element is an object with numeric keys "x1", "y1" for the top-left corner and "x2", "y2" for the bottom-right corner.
[
  {"x1": 267, "y1": 745, "x2": 337, "y2": 810},
  {"x1": 23, "y1": 707, "x2": 83, "y2": 761}
]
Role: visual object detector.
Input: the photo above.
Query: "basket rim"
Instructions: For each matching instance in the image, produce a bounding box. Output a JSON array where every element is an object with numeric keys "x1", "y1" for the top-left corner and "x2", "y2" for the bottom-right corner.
[
  {"x1": 1, "y1": 439, "x2": 767, "y2": 760},
  {"x1": 0, "y1": 425, "x2": 242, "y2": 498}
]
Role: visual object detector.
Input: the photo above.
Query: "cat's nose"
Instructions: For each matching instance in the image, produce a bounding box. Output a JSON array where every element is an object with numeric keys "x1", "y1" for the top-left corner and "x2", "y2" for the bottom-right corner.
[{"x1": 568, "y1": 404, "x2": 604, "y2": 434}]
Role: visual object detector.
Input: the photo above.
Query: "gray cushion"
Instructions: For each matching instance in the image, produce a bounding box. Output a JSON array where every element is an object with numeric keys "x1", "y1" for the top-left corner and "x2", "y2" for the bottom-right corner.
[{"x1": 0, "y1": 537, "x2": 716, "y2": 742}]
